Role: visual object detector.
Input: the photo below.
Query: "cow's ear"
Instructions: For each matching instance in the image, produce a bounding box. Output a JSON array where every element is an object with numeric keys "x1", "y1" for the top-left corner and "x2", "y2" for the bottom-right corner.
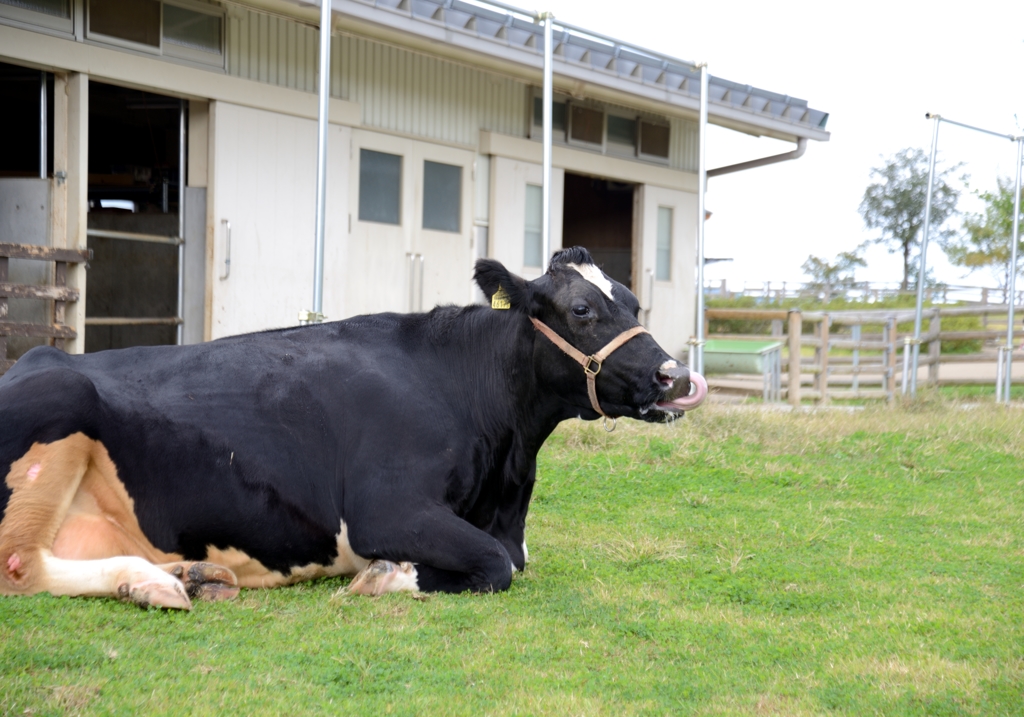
[{"x1": 474, "y1": 259, "x2": 530, "y2": 310}]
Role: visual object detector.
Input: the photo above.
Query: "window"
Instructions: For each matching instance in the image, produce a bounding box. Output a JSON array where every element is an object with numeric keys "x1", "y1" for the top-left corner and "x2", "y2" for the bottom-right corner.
[
  {"x1": 0, "y1": 0, "x2": 73, "y2": 32},
  {"x1": 656, "y1": 206, "x2": 672, "y2": 281},
  {"x1": 640, "y1": 121, "x2": 670, "y2": 160},
  {"x1": 606, "y1": 114, "x2": 636, "y2": 156},
  {"x1": 524, "y1": 184, "x2": 542, "y2": 267},
  {"x1": 0, "y1": 0, "x2": 68, "y2": 16},
  {"x1": 163, "y1": 3, "x2": 222, "y2": 62},
  {"x1": 89, "y1": 0, "x2": 161, "y2": 48},
  {"x1": 359, "y1": 149, "x2": 402, "y2": 225},
  {"x1": 532, "y1": 97, "x2": 566, "y2": 135},
  {"x1": 422, "y1": 161, "x2": 461, "y2": 233},
  {"x1": 530, "y1": 90, "x2": 671, "y2": 165},
  {"x1": 569, "y1": 105, "x2": 603, "y2": 146},
  {"x1": 0, "y1": 0, "x2": 226, "y2": 66}
]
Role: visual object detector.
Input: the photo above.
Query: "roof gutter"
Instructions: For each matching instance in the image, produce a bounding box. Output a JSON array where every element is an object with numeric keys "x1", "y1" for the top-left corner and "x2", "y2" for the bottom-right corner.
[{"x1": 707, "y1": 137, "x2": 807, "y2": 178}]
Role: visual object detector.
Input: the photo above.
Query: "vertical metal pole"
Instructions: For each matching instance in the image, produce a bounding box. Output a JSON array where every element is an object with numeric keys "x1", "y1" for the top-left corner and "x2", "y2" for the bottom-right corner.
[
  {"x1": 1004, "y1": 137, "x2": 1023, "y2": 402},
  {"x1": 694, "y1": 64, "x2": 708, "y2": 375},
  {"x1": 911, "y1": 114, "x2": 941, "y2": 397},
  {"x1": 177, "y1": 99, "x2": 187, "y2": 345},
  {"x1": 39, "y1": 72, "x2": 47, "y2": 179},
  {"x1": 541, "y1": 12, "x2": 554, "y2": 274},
  {"x1": 309, "y1": 0, "x2": 332, "y2": 323}
]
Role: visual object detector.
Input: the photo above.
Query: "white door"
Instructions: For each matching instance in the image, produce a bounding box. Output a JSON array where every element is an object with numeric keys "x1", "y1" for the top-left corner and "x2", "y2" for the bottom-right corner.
[
  {"x1": 348, "y1": 130, "x2": 477, "y2": 316},
  {"x1": 209, "y1": 101, "x2": 350, "y2": 338},
  {"x1": 411, "y1": 143, "x2": 476, "y2": 309},
  {"x1": 347, "y1": 130, "x2": 410, "y2": 316},
  {"x1": 636, "y1": 184, "x2": 697, "y2": 359},
  {"x1": 488, "y1": 156, "x2": 563, "y2": 280}
]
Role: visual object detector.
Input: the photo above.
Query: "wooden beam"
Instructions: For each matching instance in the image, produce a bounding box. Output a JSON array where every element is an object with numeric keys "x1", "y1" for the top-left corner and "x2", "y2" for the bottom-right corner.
[
  {"x1": 706, "y1": 308, "x2": 790, "y2": 321},
  {"x1": 84, "y1": 317, "x2": 182, "y2": 326},
  {"x1": 0, "y1": 282, "x2": 79, "y2": 302},
  {"x1": 787, "y1": 310, "x2": 801, "y2": 406},
  {"x1": 0, "y1": 243, "x2": 90, "y2": 263},
  {"x1": 0, "y1": 322, "x2": 77, "y2": 339}
]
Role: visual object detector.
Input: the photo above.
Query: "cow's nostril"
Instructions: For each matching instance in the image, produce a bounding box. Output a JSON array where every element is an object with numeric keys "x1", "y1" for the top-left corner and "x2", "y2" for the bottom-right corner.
[{"x1": 656, "y1": 363, "x2": 686, "y2": 387}]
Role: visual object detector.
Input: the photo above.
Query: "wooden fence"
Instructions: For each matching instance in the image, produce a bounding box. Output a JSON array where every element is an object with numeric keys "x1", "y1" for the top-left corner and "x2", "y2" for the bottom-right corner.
[
  {"x1": 705, "y1": 305, "x2": 1024, "y2": 404},
  {"x1": 0, "y1": 242, "x2": 91, "y2": 375}
]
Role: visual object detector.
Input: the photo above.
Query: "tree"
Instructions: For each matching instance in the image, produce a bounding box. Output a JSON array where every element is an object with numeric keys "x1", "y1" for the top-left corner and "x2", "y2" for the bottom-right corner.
[
  {"x1": 801, "y1": 243, "x2": 867, "y2": 300},
  {"x1": 859, "y1": 148, "x2": 964, "y2": 291},
  {"x1": 941, "y1": 177, "x2": 1024, "y2": 288}
]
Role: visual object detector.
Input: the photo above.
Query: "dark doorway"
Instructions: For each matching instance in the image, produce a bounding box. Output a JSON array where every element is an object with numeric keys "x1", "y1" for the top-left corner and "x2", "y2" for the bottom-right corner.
[
  {"x1": 0, "y1": 61, "x2": 53, "y2": 178},
  {"x1": 562, "y1": 173, "x2": 635, "y2": 289},
  {"x1": 87, "y1": 81, "x2": 182, "y2": 352}
]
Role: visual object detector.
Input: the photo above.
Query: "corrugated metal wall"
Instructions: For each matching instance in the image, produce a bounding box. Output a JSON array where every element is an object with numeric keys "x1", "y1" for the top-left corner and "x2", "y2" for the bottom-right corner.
[
  {"x1": 332, "y1": 35, "x2": 528, "y2": 147},
  {"x1": 670, "y1": 118, "x2": 699, "y2": 173},
  {"x1": 225, "y1": 7, "x2": 696, "y2": 169}
]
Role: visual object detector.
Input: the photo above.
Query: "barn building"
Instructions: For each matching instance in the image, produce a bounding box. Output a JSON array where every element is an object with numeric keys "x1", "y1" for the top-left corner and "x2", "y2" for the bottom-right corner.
[{"x1": 0, "y1": 0, "x2": 829, "y2": 369}]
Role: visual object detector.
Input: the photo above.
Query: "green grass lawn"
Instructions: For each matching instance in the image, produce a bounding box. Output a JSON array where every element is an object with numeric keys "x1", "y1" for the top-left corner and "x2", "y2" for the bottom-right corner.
[{"x1": 3, "y1": 403, "x2": 1023, "y2": 716}]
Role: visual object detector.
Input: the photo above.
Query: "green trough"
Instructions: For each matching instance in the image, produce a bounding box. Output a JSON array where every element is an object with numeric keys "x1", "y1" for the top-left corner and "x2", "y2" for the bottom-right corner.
[{"x1": 704, "y1": 339, "x2": 784, "y2": 401}]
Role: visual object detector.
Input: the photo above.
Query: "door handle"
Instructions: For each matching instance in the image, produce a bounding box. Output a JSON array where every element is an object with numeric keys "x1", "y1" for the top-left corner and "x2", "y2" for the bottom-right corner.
[
  {"x1": 417, "y1": 254, "x2": 425, "y2": 312},
  {"x1": 407, "y1": 252, "x2": 425, "y2": 311},
  {"x1": 219, "y1": 219, "x2": 231, "y2": 280}
]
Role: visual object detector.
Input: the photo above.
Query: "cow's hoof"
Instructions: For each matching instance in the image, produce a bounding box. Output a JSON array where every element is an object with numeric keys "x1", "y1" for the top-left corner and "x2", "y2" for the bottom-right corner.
[
  {"x1": 120, "y1": 578, "x2": 192, "y2": 611},
  {"x1": 164, "y1": 562, "x2": 239, "y2": 602},
  {"x1": 348, "y1": 560, "x2": 418, "y2": 596}
]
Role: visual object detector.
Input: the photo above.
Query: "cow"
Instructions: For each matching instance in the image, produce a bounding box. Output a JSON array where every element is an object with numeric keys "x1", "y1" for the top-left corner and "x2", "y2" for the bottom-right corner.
[{"x1": 0, "y1": 247, "x2": 706, "y2": 610}]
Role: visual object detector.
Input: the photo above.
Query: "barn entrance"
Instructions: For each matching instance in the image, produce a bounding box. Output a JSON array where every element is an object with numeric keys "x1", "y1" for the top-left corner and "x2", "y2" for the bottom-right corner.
[
  {"x1": 562, "y1": 172, "x2": 636, "y2": 289},
  {"x1": 86, "y1": 81, "x2": 184, "y2": 352},
  {"x1": 0, "y1": 61, "x2": 55, "y2": 362}
]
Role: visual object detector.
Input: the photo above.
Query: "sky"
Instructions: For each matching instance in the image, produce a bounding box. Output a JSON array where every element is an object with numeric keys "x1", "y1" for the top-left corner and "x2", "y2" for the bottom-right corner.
[{"x1": 540, "y1": 0, "x2": 1024, "y2": 293}]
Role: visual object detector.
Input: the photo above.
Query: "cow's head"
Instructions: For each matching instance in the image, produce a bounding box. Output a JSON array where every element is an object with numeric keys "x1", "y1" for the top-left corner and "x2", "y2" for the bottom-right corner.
[{"x1": 475, "y1": 247, "x2": 707, "y2": 423}]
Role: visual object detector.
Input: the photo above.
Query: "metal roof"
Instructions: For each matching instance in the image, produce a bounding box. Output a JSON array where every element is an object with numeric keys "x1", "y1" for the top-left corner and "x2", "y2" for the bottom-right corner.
[{"x1": 286, "y1": 0, "x2": 830, "y2": 142}]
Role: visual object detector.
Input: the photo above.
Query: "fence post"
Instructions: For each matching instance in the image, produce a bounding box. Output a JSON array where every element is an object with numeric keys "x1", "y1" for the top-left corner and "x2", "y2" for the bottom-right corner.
[
  {"x1": 851, "y1": 324, "x2": 861, "y2": 394},
  {"x1": 886, "y1": 318, "x2": 897, "y2": 402},
  {"x1": 928, "y1": 309, "x2": 940, "y2": 386},
  {"x1": 787, "y1": 309, "x2": 802, "y2": 406},
  {"x1": 814, "y1": 314, "x2": 830, "y2": 404}
]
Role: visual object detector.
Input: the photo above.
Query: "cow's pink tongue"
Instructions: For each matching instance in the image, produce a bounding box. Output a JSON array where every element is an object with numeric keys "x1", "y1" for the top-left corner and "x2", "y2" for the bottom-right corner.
[{"x1": 658, "y1": 372, "x2": 708, "y2": 411}]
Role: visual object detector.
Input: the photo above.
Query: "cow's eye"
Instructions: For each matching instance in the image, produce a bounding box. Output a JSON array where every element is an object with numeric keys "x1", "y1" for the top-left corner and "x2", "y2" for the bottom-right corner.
[{"x1": 571, "y1": 305, "x2": 591, "y2": 318}]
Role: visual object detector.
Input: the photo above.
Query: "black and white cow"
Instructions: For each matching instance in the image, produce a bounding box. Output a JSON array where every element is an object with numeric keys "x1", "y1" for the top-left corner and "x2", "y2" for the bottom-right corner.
[{"x1": 0, "y1": 247, "x2": 706, "y2": 609}]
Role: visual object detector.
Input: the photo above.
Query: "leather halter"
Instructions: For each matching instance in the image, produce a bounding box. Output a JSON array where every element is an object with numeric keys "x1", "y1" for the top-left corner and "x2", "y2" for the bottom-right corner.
[{"x1": 531, "y1": 317, "x2": 649, "y2": 418}]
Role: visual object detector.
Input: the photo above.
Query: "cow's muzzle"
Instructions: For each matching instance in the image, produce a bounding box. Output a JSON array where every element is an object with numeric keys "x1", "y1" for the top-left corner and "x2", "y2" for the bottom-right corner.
[{"x1": 654, "y1": 363, "x2": 708, "y2": 412}]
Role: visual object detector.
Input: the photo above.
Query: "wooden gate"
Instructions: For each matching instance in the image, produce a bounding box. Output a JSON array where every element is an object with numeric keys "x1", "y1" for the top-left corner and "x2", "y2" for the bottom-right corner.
[{"x1": 0, "y1": 242, "x2": 91, "y2": 375}]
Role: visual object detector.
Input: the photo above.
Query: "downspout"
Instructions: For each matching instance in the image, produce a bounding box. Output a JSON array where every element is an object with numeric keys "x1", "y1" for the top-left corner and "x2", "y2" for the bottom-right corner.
[{"x1": 706, "y1": 137, "x2": 807, "y2": 178}]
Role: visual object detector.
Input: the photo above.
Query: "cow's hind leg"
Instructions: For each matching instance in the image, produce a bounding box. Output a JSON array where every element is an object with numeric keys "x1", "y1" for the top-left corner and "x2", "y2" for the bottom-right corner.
[
  {"x1": 158, "y1": 562, "x2": 240, "y2": 602},
  {"x1": 0, "y1": 433, "x2": 193, "y2": 609}
]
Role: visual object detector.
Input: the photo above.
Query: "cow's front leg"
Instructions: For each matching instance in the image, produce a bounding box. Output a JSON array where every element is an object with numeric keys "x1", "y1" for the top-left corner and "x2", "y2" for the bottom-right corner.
[
  {"x1": 348, "y1": 560, "x2": 417, "y2": 596},
  {"x1": 347, "y1": 509, "x2": 514, "y2": 595}
]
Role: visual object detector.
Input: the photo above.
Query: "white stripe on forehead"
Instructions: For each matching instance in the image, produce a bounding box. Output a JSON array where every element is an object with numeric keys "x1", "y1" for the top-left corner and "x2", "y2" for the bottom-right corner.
[{"x1": 566, "y1": 263, "x2": 614, "y2": 300}]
